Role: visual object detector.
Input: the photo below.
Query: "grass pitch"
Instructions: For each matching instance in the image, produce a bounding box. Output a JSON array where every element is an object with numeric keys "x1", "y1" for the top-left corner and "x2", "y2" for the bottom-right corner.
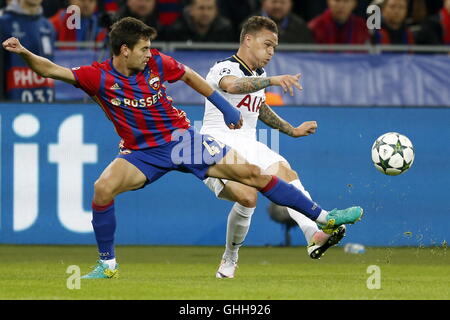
[{"x1": 0, "y1": 245, "x2": 448, "y2": 300}]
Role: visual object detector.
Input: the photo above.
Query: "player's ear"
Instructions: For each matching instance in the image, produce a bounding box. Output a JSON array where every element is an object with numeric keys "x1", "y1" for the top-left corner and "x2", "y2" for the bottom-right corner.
[
  {"x1": 121, "y1": 44, "x2": 129, "y2": 58},
  {"x1": 243, "y1": 34, "x2": 252, "y2": 47}
]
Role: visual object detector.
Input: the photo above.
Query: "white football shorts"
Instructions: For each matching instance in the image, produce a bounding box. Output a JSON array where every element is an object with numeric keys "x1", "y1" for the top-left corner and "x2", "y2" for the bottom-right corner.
[{"x1": 202, "y1": 130, "x2": 288, "y2": 198}]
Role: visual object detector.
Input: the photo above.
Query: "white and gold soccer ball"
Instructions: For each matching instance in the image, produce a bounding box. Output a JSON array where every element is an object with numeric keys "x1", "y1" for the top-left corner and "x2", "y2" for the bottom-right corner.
[{"x1": 371, "y1": 132, "x2": 415, "y2": 176}]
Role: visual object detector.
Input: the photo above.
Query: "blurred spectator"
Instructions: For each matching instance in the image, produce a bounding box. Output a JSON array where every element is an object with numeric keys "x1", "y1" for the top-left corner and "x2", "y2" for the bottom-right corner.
[
  {"x1": 292, "y1": 0, "x2": 372, "y2": 22},
  {"x1": 157, "y1": 0, "x2": 184, "y2": 27},
  {"x1": 308, "y1": 0, "x2": 370, "y2": 44},
  {"x1": 354, "y1": 0, "x2": 373, "y2": 19},
  {"x1": 109, "y1": 0, "x2": 184, "y2": 30},
  {"x1": 252, "y1": 0, "x2": 313, "y2": 43},
  {"x1": 409, "y1": 0, "x2": 428, "y2": 26},
  {"x1": 292, "y1": 0, "x2": 326, "y2": 22},
  {"x1": 103, "y1": 0, "x2": 119, "y2": 13},
  {"x1": 49, "y1": 0, "x2": 108, "y2": 49},
  {"x1": 415, "y1": 0, "x2": 450, "y2": 45},
  {"x1": 42, "y1": 0, "x2": 65, "y2": 18},
  {"x1": 0, "y1": 0, "x2": 13, "y2": 15},
  {"x1": 372, "y1": 0, "x2": 415, "y2": 44},
  {"x1": 114, "y1": 0, "x2": 159, "y2": 30},
  {"x1": 162, "y1": 0, "x2": 234, "y2": 42},
  {"x1": 0, "y1": 0, "x2": 55, "y2": 102},
  {"x1": 218, "y1": 0, "x2": 259, "y2": 38},
  {"x1": 424, "y1": 0, "x2": 445, "y2": 16},
  {"x1": 1, "y1": 0, "x2": 13, "y2": 6}
]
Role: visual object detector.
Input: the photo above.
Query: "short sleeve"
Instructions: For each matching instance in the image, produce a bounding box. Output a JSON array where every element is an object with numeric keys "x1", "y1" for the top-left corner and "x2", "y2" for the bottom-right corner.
[
  {"x1": 159, "y1": 52, "x2": 186, "y2": 83},
  {"x1": 261, "y1": 69, "x2": 267, "y2": 78},
  {"x1": 207, "y1": 61, "x2": 242, "y2": 88},
  {"x1": 71, "y1": 65, "x2": 101, "y2": 96}
]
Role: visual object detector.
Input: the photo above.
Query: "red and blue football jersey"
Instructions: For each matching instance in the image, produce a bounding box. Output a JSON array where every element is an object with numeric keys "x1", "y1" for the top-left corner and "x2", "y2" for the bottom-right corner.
[{"x1": 72, "y1": 49, "x2": 191, "y2": 150}]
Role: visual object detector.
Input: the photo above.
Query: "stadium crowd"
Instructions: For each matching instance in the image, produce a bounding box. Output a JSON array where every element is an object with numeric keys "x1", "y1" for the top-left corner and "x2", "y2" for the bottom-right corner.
[
  {"x1": 1, "y1": 0, "x2": 449, "y2": 46},
  {"x1": 1, "y1": 0, "x2": 449, "y2": 101}
]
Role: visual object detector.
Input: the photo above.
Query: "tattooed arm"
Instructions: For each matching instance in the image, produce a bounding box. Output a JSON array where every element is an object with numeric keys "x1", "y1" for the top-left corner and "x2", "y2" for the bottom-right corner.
[
  {"x1": 258, "y1": 102, "x2": 295, "y2": 136},
  {"x1": 220, "y1": 76, "x2": 271, "y2": 94},
  {"x1": 258, "y1": 103, "x2": 317, "y2": 138},
  {"x1": 220, "y1": 74, "x2": 302, "y2": 96}
]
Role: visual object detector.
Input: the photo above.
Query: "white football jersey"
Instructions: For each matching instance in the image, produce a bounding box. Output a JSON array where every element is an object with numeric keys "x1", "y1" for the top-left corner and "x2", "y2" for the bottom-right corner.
[{"x1": 201, "y1": 55, "x2": 266, "y2": 139}]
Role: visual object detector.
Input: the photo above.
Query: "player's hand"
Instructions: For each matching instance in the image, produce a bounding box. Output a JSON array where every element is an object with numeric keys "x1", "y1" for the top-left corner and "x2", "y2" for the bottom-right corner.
[
  {"x1": 2, "y1": 37, "x2": 26, "y2": 54},
  {"x1": 292, "y1": 121, "x2": 317, "y2": 137},
  {"x1": 270, "y1": 74, "x2": 302, "y2": 96},
  {"x1": 227, "y1": 114, "x2": 243, "y2": 130}
]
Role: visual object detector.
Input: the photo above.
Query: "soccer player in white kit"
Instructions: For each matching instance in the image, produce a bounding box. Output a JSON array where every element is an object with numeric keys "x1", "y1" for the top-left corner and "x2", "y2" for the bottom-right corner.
[{"x1": 200, "y1": 16, "x2": 347, "y2": 278}]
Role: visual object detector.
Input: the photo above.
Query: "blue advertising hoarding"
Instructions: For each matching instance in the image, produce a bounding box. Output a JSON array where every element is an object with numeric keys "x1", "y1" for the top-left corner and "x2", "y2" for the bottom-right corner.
[
  {"x1": 53, "y1": 51, "x2": 450, "y2": 107},
  {"x1": 0, "y1": 103, "x2": 449, "y2": 247}
]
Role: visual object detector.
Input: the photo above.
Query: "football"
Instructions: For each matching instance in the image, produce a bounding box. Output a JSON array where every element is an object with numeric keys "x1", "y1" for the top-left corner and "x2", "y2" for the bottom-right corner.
[{"x1": 371, "y1": 132, "x2": 415, "y2": 176}]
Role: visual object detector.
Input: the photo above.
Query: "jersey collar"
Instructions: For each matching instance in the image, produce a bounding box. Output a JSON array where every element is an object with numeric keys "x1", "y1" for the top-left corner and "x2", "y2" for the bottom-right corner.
[
  {"x1": 232, "y1": 55, "x2": 254, "y2": 76},
  {"x1": 232, "y1": 55, "x2": 264, "y2": 76}
]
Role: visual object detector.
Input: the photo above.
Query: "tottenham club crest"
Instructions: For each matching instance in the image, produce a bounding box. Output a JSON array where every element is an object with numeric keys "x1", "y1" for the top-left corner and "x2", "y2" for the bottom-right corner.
[{"x1": 149, "y1": 74, "x2": 160, "y2": 90}]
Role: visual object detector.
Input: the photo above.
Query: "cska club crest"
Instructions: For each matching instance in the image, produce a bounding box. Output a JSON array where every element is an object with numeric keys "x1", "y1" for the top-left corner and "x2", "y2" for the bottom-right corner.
[
  {"x1": 110, "y1": 98, "x2": 121, "y2": 106},
  {"x1": 149, "y1": 74, "x2": 160, "y2": 90}
]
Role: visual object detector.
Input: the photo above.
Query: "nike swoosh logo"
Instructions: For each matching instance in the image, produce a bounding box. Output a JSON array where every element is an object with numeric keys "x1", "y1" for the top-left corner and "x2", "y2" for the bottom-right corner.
[{"x1": 232, "y1": 241, "x2": 244, "y2": 246}]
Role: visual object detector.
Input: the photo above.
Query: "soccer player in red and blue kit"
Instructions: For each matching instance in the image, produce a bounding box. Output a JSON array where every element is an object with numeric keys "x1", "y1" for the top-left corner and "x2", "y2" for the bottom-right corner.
[{"x1": 3, "y1": 17, "x2": 363, "y2": 279}]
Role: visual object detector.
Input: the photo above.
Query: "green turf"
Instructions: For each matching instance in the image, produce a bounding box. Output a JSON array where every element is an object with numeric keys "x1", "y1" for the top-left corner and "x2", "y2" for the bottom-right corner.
[{"x1": 0, "y1": 245, "x2": 448, "y2": 300}]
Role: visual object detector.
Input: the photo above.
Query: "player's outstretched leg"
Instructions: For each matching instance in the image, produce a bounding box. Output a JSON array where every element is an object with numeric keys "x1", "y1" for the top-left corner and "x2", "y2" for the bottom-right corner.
[
  {"x1": 82, "y1": 158, "x2": 147, "y2": 279},
  {"x1": 266, "y1": 161, "x2": 346, "y2": 259},
  {"x1": 249, "y1": 177, "x2": 360, "y2": 228},
  {"x1": 213, "y1": 181, "x2": 257, "y2": 278},
  {"x1": 206, "y1": 149, "x2": 363, "y2": 229},
  {"x1": 259, "y1": 176, "x2": 363, "y2": 228}
]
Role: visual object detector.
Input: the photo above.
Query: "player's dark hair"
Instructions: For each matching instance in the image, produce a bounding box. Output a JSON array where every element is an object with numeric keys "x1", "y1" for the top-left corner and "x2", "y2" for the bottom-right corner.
[
  {"x1": 109, "y1": 17, "x2": 157, "y2": 56},
  {"x1": 240, "y1": 16, "x2": 278, "y2": 44}
]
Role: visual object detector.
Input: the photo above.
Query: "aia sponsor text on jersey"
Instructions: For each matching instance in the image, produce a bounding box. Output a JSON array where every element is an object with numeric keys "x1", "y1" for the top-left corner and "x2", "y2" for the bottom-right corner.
[{"x1": 236, "y1": 95, "x2": 264, "y2": 113}]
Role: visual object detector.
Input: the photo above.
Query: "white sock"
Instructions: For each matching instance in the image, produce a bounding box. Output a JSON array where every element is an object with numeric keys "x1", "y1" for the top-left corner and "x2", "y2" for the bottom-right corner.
[
  {"x1": 316, "y1": 210, "x2": 329, "y2": 224},
  {"x1": 224, "y1": 203, "x2": 255, "y2": 260},
  {"x1": 101, "y1": 258, "x2": 116, "y2": 269},
  {"x1": 286, "y1": 179, "x2": 320, "y2": 243}
]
